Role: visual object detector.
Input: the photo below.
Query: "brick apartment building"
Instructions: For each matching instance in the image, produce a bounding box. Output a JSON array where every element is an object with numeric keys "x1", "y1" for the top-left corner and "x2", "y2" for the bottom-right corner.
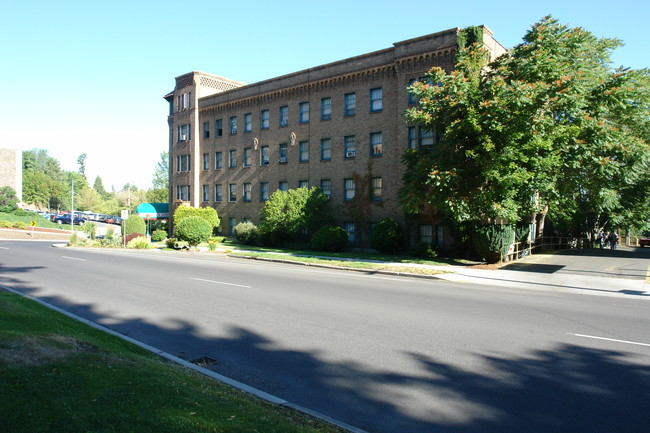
[{"x1": 165, "y1": 26, "x2": 506, "y2": 247}]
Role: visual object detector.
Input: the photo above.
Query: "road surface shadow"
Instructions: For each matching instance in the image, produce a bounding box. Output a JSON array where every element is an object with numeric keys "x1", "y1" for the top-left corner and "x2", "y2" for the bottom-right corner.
[{"x1": 3, "y1": 276, "x2": 649, "y2": 433}]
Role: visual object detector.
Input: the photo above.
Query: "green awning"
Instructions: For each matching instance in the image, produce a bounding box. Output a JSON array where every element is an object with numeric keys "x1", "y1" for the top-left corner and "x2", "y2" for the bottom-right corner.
[{"x1": 136, "y1": 203, "x2": 169, "y2": 220}]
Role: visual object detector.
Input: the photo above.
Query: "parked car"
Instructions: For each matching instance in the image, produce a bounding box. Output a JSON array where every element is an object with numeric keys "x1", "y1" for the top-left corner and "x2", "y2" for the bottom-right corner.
[
  {"x1": 52, "y1": 214, "x2": 86, "y2": 225},
  {"x1": 639, "y1": 237, "x2": 650, "y2": 247}
]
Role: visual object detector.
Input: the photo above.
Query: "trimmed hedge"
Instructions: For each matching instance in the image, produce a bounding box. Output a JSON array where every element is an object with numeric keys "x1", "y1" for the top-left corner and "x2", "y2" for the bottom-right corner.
[
  {"x1": 370, "y1": 218, "x2": 403, "y2": 254},
  {"x1": 175, "y1": 216, "x2": 211, "y2": 247},
  {"x1": 311, "y1": 225, "x2": 348, "y2": 252}
]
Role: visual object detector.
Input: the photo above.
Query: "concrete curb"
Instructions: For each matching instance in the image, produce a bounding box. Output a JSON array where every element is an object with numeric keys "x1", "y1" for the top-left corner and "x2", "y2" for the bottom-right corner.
[{"x1": 0, "y1": 284, "x2": 369, "y2": 433}]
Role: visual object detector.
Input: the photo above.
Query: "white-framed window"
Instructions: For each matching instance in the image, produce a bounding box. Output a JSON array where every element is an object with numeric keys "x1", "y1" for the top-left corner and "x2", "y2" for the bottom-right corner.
[
  {"x1": 243, "y1": 148, "x2": 252, "y2": 167},
  {"x1": 244, "y1": 113, "x2": 252, "y2": 132},
  {"x1": 298, "y1": 180, "x2": 309, "y2": 189},
  {"x1": 177, "y1": 154, "x2": 190, "y2": 172},
  {"x1": 260, "y1": 145, "x2": 270, "y2": 166},
  {"x1": 202, "y1": 153, "x2": 209, "y2": 170},
  {"x1": 343, "y1": 222, "x2": 355, "y2": 242},
  {"x1": 370, "y1": 132, "x2": 383, "y2": 156},
  {"x1": 203, "y1": 121, "x2": 210, "y2": 138},
  {"x1": 243, "y1": 183, "x2": 252, "y2": 202},
  {"x1": 279, "y1": 106, "x2": 288, "y2": 127},
  {"x1": 420, "y1": 224, "x2": 433, "y2": 244},
  {"x1": 176, "y1": 185, "x2": 190, "y2": 201},
  {"x1": 260, "y1": 182, "x2": 269, "y2": 201},
  {"x1": 321, "y1": 97, "x2": 331, "y2": 120},
  {"x1": 229, "y1": 116, "x2": 237, "y2": 135},
  {"x1": 228, "y1": 183, "x2": 237, "y2": 202},
  {"x1": 320, "y1": 138, "x2": 331, "y2": 161},
  {"x1": 344, "y1": 178, "x2": 355, "y2": 201},
  {"x1": 178, "y1": 92, "x2": 191, "y2": 111},
  {"x1": 407, "y1": 126, "x2": 436, "y2": 148},
  {"x1": 261, "y1": 109, "x2": 270, "y2": 130},
  {"x1": 370, "y1": 88, "x2": 382, "y2": 112},
  {"x1": 229, "y1": 150, "x2": 237, "y2": 168},
  {"x1": 299, "y1": 102, "x2": 309, "y2": 123},
  {"x1": 215, "y1": 151, "x2": 223, "y2": 169},
  {"x1": 371, "y1": 177, "x2": 383, "y2": 201},
  {"x1": 215, "y1": 184, "x2": 223, "y2": 202},
  {"x1": 177, "y1": 124, "x2": 190, "y2": 142},
  {"x1": 320, "y1": 179, "x2": 331, "y2": 199},
  {"x1": 344, "y1": 93, "x2": 356, "y2": 116},
  {"x1": 279, "y1": 143, "x2": 288, "y2": 163},
  {"x1": 202, "y1": 185, "x2": 209, "y2": 202},
  {"x1": 215, "y1": 119, "x2": 223, "y2": 137},
  {"x1": 344, "y1": 135, "x2": 356, "y2": 158},
  {"x1": 299, "y1": 141, "x2": 309, "y2": 162},
  {"x1": 279, "y1": 181, "x2": 288, "y2": 191}
]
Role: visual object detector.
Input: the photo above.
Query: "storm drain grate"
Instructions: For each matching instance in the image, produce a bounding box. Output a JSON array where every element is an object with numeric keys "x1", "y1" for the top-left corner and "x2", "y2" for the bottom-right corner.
[{"x1": 188, "y1": 355, "x2": 219, "y2": 368}]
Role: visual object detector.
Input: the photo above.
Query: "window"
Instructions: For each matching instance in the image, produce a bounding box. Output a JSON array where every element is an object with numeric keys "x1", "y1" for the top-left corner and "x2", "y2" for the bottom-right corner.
[
  {"x1": 344, "y1": 93, "x2": 356, "y2": 116},
  {"x1": 229, "y1": 150, "x2": 237, "y2": 168},
  {"x1": 260, "y1": 182, "x2": 269, "y2": 201},
  {"x1": 260, "y1": 145, "x2": 270, "y2": 165},
  {"x1": 343, "y1": 222, "x2": 355, "y2": 242},
  {"x1": 370, "y1": 132, "x2": 383, "y2": 156},
  {"x1": 202, "y1": 185, "x2": 209, "y2": 202},
  {"x1": 215, "y1": 119, "x2": 223, "y2": 137},
  {"x1": 370, "y1": 88, "x2": 382, "y2": 112},
  {"x1": 344, "y1": 135, "x2": 356, "y2": 158},
  {"x1": 420, "y1": 128, "x2": 434, "y2": 146},
  {"x1": 298, "y1": 180, "x2": 309, "y2": 189},
  {"x1": 177, "y1": 124, "x2": 190, "y2": 142},
  {"x1": 320, "y1": 179, "x2": 331, "y2": 199},
  {"x1": 215, "y1": 151, "x2": 223, "y2": 169},
  {"x1": 203, "y1": 122, "x2": 210, "y2": 138},
  {"x1": 229, "y1": 116, "x2": 237, "y2": 135},
  {"x1": 178, "y1": 92, "x2": 191, "y2": 111},
  {"x1": 320, "y1": 97, "x2": 331, "y2": 120},
  {"x1": 244, "y1": 113, "x2": 252, "y2": 132},
  {"x1": 344, "y1": 178, "x2": 355, "y2": 201},
  {"x1": 201, "y1": 153, "x2": 209, "y2": 170},
  {"x1": 408, "y1": 126, "x2": 417, "y2": 149},
  {"x1": 371, "y1": 177, "x2": 383, "y2": 200},
  {"x1": 215, "y1": 184, "x2": 223, "y2": 202},
  {"x1": 228, "y1": 217, "x2": 237, "y2": 235},
  {"x1": 278, "y1": 181, "x2": 288, "y2": 191},
  {"x1": 420, "y1": 224, "x2": 433, "y2": 244},
  {"x1": 279, "y1": 106, "x2": 288, "y2": 127},
  {"x1": 243, "y1": 183, "x2": 252, "y2": 202},
  {"x1": 176, "y1": 185, "x2": 190, "y2": 201},
  {"x1": 408, "y1": 78, "x2": 417, "y2": 105},
  {"x1": 228, "y1": 183, "x2": 237, "y2": 202},
  {"x1": 260, "y1": 109, "x2": 269, "y2": 130},
  {"x1": 177, "y1": 154, "x2": 190, "y2": 172},
  {"x1": 243, "y1": 148, "x2": 252, "y2": 167},
  {"x1": 278, "y1": 143, "x2": 288, "y2": 163},
  {"x1": 320, "y1": 138, "x2": 331, "y2": 161},
  {"x1": 299, "y1": 141, "x2": 309, "y2": 162},
  {"x1": 299, "y1": 102, "x2": 309, "y2": 123}
]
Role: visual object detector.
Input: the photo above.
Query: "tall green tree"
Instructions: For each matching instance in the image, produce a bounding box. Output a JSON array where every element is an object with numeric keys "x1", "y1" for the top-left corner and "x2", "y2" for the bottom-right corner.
[
  {"x1": 148, "y1": 151, "x2": 169, "y2": 203},
  {"x1": 93, "y1": 176, "x2": 109, "y2": 199},
  {"x1": 401, "y1": 17, "x2": 650, "y2": 238}
]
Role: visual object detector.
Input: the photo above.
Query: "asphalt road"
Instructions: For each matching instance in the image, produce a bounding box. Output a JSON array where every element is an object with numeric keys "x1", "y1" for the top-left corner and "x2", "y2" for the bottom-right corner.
[{"x1": 1, "y1": 241, "x2": 649, "y2": 433}]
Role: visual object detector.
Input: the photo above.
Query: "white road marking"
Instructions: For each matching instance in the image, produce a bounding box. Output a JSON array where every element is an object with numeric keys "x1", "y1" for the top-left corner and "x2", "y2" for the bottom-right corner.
[
  {"x1": 192, "y1": 277, "x2": 251, "y2": 288},
  {"x1": 0, "y1": 247, "x2": 9, "y2": 249},
  {"x1": 567, "y1": 333, "x2": 650, "y2": 348},
  {"x1": 61, "y1": 256, "x2": 87, "y2": 261}
]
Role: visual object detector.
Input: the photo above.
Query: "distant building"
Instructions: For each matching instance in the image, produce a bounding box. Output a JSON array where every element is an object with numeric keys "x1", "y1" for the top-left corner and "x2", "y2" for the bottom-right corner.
[
  {"x1": 165, "y1": 26, "x2": 506, "y2": 247},
  {"x1": 0, "y1": 148, "x2": 22, "y2": 204}
]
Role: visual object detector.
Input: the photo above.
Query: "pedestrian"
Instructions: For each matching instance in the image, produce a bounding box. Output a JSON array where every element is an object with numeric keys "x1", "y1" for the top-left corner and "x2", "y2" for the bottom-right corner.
[
  {"x1": 611, "y1": 231, "x2": 619, "y2": 250},
  {"x1": 598, "y1": 230, "x2": 605, "y2": 249},
  {"x1": 604, "y1": 232, "x2": 610, "y2": 249}
]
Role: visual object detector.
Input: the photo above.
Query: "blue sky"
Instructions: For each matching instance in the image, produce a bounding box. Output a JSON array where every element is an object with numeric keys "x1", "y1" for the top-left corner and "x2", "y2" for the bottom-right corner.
[{"x1": 1, "y1": 0, "x2": 647, "y2": 190}]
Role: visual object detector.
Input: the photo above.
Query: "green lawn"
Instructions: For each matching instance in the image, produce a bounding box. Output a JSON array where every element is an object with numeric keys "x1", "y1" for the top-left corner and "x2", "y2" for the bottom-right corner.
[
  {"x1": 0, "y1": 211, "x2": 61, "y2": 229},
  {"x1": 0, "y1": 290, "x2": 346, "y2": 433}
]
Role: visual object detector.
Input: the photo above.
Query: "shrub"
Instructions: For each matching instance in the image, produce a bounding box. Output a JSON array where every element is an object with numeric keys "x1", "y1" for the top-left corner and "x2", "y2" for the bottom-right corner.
[
  {"x1": 409, "y1": 242, "x2": 439, "y2": 259},
  {"x1": 370, "y1": 218, "x2": 403, "y2": 254},
  {"x1": 151, "y1": 229, "x2": 168, "y2": 242},
  {"x1": 124, "y1": 232, "x2": 143, "y2": 245},
  {"x1": 311, "y1": 225, "x2": 348, "y2": 252},
  {"x1": 124, "y1": 215, "x2": 146, "y2": 236},
  {"x1": 12, "y1": 222, "x2": 27, "y2": 230},
  {"x1": 105, "y1": 227, "x2": 115, "y2": 240},
  {"x1": 100, "y1": 236, "x2": 122, "y2": 248},
  {"x1": 471, "y1": 224, "x2": 515, "y2": 263},
  {"x1": 69, "y1": 232, "x2": 79, "y2": 245},
  {"x1": 175, "y1": 216, "x2": 211, "y2": 248},
  {"x1": 0, "y1": 186, "x2": 18, "y2": 213},
  {"x1": 0, "y1": 220, "x2": 10, "y2": 228},
  {"x1": 207, "y1": 236, "x2": 222, "y2": 251},
  {"x1": 127, "y1": 236, "x2": 151, "y2": 249},
  {"x1": 234, "y1": 222, "x2": 259, "y2": 245},
  {"x1": 174, "y1": 205, "x2": 220, "y2": 231},
  {"x1": 81, "y1": 222, "x2": 97, "y2": 239}
]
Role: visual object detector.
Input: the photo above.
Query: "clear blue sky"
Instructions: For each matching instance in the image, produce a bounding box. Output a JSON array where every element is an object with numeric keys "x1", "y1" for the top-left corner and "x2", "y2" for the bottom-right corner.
[{"x1": 1, "y1": 0, "x2": 647, "y2": 190}]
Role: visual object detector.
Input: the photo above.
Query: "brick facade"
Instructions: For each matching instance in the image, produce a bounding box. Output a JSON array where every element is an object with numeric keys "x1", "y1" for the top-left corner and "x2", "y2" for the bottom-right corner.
[
  {"x1": 0, "y1": 148, "x2": 22, "y2": 204},
  {"x1": 165, "y1": 27, "x2": 506, "y2": 247}
]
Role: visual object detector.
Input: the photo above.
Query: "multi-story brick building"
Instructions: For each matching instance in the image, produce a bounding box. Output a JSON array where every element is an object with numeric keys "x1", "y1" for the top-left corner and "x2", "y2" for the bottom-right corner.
[
  {"x1": 165, "y1": 26, "x2": 505, "y2": 247},
  {"x1": 0, "y1": 148, "x2": 22, "y2": 205}
]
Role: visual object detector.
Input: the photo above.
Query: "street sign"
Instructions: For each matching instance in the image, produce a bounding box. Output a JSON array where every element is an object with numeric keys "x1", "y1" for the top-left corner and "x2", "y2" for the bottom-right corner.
[
  {"x1": 30, "y1": 220, "x2": 37, "y2": 227},
  {"x1": 121, "y1": 210, "x2": 129, "y2": 220}
]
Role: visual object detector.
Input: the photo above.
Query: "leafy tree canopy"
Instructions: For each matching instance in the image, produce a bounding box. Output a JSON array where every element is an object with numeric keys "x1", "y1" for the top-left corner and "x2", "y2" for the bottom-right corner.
[{"x1": 401, "y1": 16, "x2": 650, "y2": 236}]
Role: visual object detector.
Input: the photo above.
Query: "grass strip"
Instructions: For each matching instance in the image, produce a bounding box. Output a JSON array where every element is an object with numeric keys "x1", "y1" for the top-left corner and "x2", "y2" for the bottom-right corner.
[
  {"x1": 229, "y1": 252, "x2": 450, "y2": 276},
  {"x1": 0, "y1": 289, "x2": 346, "y2": 433}
]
